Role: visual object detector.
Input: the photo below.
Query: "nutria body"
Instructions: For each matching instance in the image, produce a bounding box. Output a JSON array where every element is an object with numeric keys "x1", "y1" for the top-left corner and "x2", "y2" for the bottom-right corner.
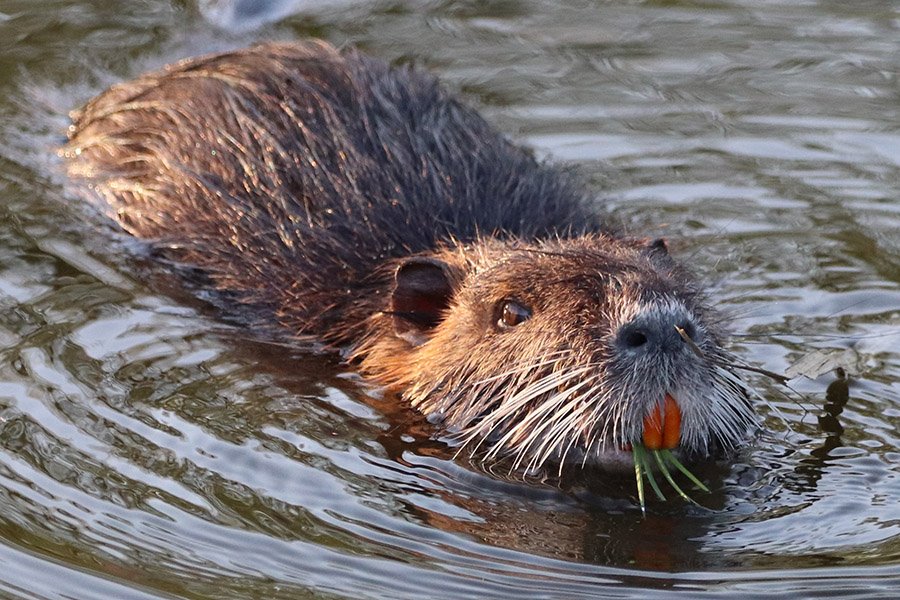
[{"x1": 65, "y1": 41, "x2": 755, "y2": 472}]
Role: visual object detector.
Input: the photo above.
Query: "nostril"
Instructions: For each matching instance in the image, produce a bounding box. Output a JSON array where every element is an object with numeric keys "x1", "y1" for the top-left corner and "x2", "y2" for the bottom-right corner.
[{"x1": 621, "y1": 328, "x2": 649, "y2": 349}]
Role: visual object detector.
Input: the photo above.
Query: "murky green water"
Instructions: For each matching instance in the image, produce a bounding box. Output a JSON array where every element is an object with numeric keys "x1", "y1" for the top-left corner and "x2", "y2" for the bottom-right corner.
[{"x1": 1, "y1": 1, "x2": 898, "y2": 598}]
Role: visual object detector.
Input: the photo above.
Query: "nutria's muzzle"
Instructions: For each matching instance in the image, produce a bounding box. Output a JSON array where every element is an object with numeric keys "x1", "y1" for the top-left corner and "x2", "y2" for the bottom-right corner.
[{"x1": 615, "y1": 304, "x2": 702, "y2": 357}]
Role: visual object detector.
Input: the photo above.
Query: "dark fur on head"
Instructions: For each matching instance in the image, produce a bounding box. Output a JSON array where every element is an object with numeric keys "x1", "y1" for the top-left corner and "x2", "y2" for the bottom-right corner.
[{"x1": 65, "y1": 41, "x2": 755, "y2": 472}]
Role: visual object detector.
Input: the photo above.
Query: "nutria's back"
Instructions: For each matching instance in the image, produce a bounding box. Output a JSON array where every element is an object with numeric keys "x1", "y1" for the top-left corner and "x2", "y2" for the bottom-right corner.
[
  {"x1": 65, "y1": 41, "x2": 756, "y2": 473},
  {"x1": 66, "y1": 40, "x2": 595, "y2": 344}
]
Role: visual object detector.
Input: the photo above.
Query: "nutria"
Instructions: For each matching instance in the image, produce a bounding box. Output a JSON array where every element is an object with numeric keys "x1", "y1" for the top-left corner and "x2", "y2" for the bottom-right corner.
[{"x1": 63, "y1": 40, "x2": 756, "y2": 473}]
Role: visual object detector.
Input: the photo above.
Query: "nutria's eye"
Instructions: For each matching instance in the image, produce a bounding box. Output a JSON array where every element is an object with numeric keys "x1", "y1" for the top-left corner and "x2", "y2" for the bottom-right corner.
[{"x1": 497, "y1": 300, "x2": 531, "y2": 329}]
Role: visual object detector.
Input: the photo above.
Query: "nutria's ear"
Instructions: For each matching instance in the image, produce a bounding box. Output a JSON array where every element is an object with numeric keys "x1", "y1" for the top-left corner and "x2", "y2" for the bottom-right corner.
[
  {"x1": 389, "y1": 257, "x2": 455, "y2": 346},
  {"x1": 645, "y1": 237, "x2": 669, "y2": 256},
  {"x1": 639, "y1": 237, "x2": 674, "y2": 266},
  {"x1": 623, "y1": 236, "x2": 670, "y2": 257}
]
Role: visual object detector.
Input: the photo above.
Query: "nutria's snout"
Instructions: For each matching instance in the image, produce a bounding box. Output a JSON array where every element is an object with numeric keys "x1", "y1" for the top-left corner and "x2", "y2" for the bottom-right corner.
[
  {"x1": 615, "y1": 307, "x2": 701, "y2": 355},
  {"x1": 613, "y1": 303, "x2": 705, "y2": 452}
]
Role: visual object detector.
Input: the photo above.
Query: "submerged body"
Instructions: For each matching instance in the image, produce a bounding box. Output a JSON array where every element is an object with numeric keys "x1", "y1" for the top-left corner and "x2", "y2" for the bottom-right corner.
[{"x1": 64, "y1": 41, "x2": 756, "y2": 472}]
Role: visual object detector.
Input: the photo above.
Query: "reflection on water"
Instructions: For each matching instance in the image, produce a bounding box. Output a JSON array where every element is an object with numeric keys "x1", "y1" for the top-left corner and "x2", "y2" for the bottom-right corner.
[{"x1": 1, "y1": 0, "x2": 898, "y2": 598}]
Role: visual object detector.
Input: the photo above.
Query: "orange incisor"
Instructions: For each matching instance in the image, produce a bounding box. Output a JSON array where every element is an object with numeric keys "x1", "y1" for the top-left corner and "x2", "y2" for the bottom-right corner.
[{"x1": 642, "y1": 393, "x2": 681, "y2": 450}]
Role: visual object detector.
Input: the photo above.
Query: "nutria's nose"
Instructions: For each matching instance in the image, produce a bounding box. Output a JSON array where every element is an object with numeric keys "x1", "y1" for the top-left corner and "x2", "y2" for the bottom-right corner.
[{"x1": 616, "y1": 310, "x2": 698, "y2": 354}]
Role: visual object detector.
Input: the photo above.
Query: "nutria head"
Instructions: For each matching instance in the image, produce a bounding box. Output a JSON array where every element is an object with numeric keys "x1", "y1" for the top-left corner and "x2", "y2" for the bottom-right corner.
[{"x1": 355, "y1": 234, "x2": 756, "y2": 473}]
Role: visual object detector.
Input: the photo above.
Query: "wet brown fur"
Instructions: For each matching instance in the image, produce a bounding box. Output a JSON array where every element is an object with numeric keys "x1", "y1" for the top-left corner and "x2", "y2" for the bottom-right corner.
[{"x1": 65, "y1": 41, "x2": 755, "y2": 469}]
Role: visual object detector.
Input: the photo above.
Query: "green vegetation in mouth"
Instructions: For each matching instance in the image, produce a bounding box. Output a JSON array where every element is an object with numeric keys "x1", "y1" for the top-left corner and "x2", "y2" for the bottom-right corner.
[{"x1": 632, "y1": 443, "x2": 710, "y2": 514}]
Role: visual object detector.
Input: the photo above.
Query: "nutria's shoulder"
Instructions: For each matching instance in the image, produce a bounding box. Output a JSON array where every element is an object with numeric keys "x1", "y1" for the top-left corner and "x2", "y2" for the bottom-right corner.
[
  {"x1": 65, "y1": 41, "x2": 757, "y2": 474},
  {"x1": 66, "y1": 40, "x2": 598, "y2": 343}
]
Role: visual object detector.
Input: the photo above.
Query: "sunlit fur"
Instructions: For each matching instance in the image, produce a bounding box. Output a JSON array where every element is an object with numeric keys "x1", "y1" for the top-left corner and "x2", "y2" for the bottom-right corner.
[{"x1": 65, "y1": 41, "x2": 757, "y2": 475}]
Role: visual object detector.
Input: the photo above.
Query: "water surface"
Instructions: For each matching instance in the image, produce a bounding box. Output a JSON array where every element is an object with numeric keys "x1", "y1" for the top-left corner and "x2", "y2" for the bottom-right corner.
[{"x1": 0, "y1": 0, "x2": 898, "y2": 598}]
